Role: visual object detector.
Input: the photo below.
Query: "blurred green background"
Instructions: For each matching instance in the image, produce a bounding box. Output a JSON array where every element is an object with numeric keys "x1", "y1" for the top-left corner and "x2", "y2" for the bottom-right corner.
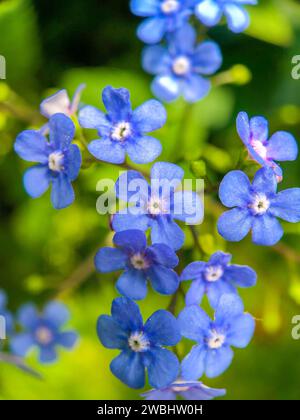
[{"x1": 1, "y1": 0, "x2": 300, "y2": 400}]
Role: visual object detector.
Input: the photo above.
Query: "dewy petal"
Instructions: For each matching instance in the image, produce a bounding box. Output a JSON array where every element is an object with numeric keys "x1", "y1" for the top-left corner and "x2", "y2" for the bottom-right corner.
[
  {"x1": 132, "y1": 99, "x2": 167, "y2": 133},
  {"x1": 227, "y1": 313, "x2": 255, "y2": 348},
  {"x1": 137, "y1": 17, "x2": 166, "y2": 44},
  {"x1": 14, "y1": 130, "x2": 49, "y2": 163},
  {"x1": 113, "y1": 229, "x2": 147, "y2": 253},
  {"x1": 44, "y1": 301, "x2": 70, "y2": 327},
  {"x1": 39, "y1": 347, "x2": 57, "y2": 364},
  {"x1": 126, "y1": 136, "x2": 162, "y2": 164},
  {"x1": 146, "y1": 243, "x2": 179, "y2": 268},
  {"x1": 49, "y1": 113, "x2": 75, "y2": 150},
  {"x1": 185, "y1": 280, "x2": 206, "y2": 306},
  {"x1": 10, "y1": 333, "x2": 35, "y2": 357},
  {"x1": 178, "y1": 305, "x2": 211, "y2": 342},
  {"x1": 50, "y1": 174, "x2": 75, "y2": 209},
  {"x1": 40, "y1": 89, "x2": 71, "y2": 118},
  {"x1": 249, "y1": 116, "x2": 269, "y2": 142},
  {"x1": 270, "y1": 189, "x2": 300, "y2": 222},
  {"x1": 152, "y1": 74, "x2": 180, "y2": 102},
  {"x1": 23, "y1": 165, "x2": 50, "y2": 198},
  {"x1": 181, "y1": 261, "x2": 206, "y2": 281},
  {"x1": 193, "y1": 41, "x2": 222, "y2": 75},
  {"x1": 172, "y1": 191, "x2": 203, "y2": 224},
  {"x1": 97, "y1": 315, "x2": 128, "y2": 349},
  {"x1": 252, "y1": 167, "x2": 277, "y2": 195},
  {"x1": 56, "y1": 331, "x2": 78, "y2": 349},
  {"x1": 181, "y1": 344, "x2": 207, "y2": 380},
  {"x1": 151, "y1": 217, "x2": 185, "y2": 251},
  {"x1": 205, "y1": 346, "x2": 234, "y2": 378},
  {"x1": 147, "y1": 265, "x2": 179, "y2": 295},
  {"x1": 116, "y1": 269, "x2": 148, "y2": 300},
  {"x1": 144, "y1": 310, "x2": 180, "y2": 346},
  {"x1": 223, "y1": 265, "x2": 257, "y2": 288},
  {"x1": 236, "y1": 111, "x2": 250, "y2": 145},
  {"x1": 266, "y1": 131, "x2": 298, "y2": 161},
  {"x1": 17, "y1": 304, "x2": 38, "y2": 329},
  {"x1": 219, "y1": 170, "x2": 251, "y2": 208},
  {"x1": 142, "y1": 45, "x2": 170, "y2": 75},
  {"x1": 223, "y1": 4, "x2": 250, "y2": 33},
  {"x1": 88, "y1": 138, "x2": 126, "y2": 164},
  {"x1": 130, "y1": 0, "x2": 159, "y2": 17},
  {"x1": 111, "y1": 297, "x2": 143, "y2": 332},
  {"x1": 146, "y1": 347, "x2": 179, "y2": 389},
  {"x1": 111, "y1": 350, "x2": 145, "y2": 389},
  {"x1": 217, "y1": 208, "x2": 252, "y2": 242},
  {"x1": 78, "y1": 105, "x2": 110, "y2": 129},
  {"x1": 195, "y1": 0, "x2": 223, "y2": 27},
  {"x1": 252, "y1": 214, "x2": 283, "y2": 246},
  {"x1": 94, "y1": 247, "x2": 128, "y2": 273},
  {"x1": 183, "y1": 74, "x2": 211, "y2": 103},
  {"x1": 66, "y1": 144, "x2": 81, "y2": 182},
  {"x1": 102, "y1": 86, "x2": 132, "y2": 122}
]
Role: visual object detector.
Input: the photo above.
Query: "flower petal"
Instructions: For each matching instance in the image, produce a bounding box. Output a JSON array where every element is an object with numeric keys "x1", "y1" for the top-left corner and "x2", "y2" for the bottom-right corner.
[
  {"x1": 146, "y1": 347, "x2": 179, "y2": 389},
  {"x1": 49, "y1": 113, "x2": 75, "y2": 150},
  {"x1": 102, "y1": 86, "x2": 131, "y2": 122},
  {"x1": 142, "y1": 45, "x2": 170, "y2": 75},
  {"x1": 236, "y1": 111, "x2": 250, "y2": 145},
  {"x1": 94, "y1": 247, "x2": 128, "y2": 273},
  {"x1": 171, "y1": 24, "x2": 197, "y2": 54},
  {"x1": 147, "y1": 265, "x2": 179, "y2": 295},
  {"x1": 115, "y1": 169, "x2": 148, "y2": 202},
  {"x1": 178, "y1": 305, "x2": 211, "y2": 341},
  {"x1": 132, "y1": 99, "x2": 166, "y2": 133},
  {"x1": 215, "y1": 293, "x2": 244, "y2": 324},
  {"x1": 181, "y1": 261, "x2": 206, "y2": 281},
  {"x1": 217, "y1": 208, "x2": 252, "y2": 242},
  {"x1": 39, "y1": 347, "x2": 57, "y2": 363},
  {"x1": 250, "y1": 116, "x2": 269, "y2": 142},
  {"x1": 56, "y1": 331, "x2": 78, "y2": 349},
  {"x1": 113, "y1": 229, "x2": 147, "y2": 253},
  {"x1": 126, "y1": 136, "x2": 162, "y2": 164},
  {"x1": 152, "y1": 74, "x2": 180, "y2": 102},
  {"x1": 111, "y1": 350, "x2": 145, "y2": 389},
  {"x1": 146, "y1": 243, "x2": 179, "y2": 268},
  {"x1": 88, "y1": 138, "x2": 126, "y2": 164},
  {"x1": 130, "y1": 0, "x2": 159, "y2": 17},
  {"x1": 183, "y1": 74, "x2": 211, "y2": 103},
  {"x1": 267, "y1": 131, "x2": 298, "y2": 161},
  {"x1": 195, "y1": 0, "x2": 222, "y2": 26},
  {"x1": 185, "y1": 280, "x2": 206, "y2": 306},
  {"x1": 97, "y1": 315, "x2": 128, "y2": 349},
  {"x1": 227, "y1": 313, "x2": 255, "y2": 348},
  {"x1": 144, "y1": 310, "x2": 180, "y2": 346},
  {"x1": 66, "y1": 144, "x2": 81, "y2": 181},
  {"x1": 14, "y1": 131, "x2": 49, "y2": 163},
  {"x1": 50, "y1": 174, "x2": 74, "y2": 209},
  {"x1": 205, "y1": 346, "x2": 234, "y2": 377},
  {"x1": 223, "y1": 265, "x2": 257, "y2": 287},
  {"x1": 40, "y1": 89, "x2": 70, "y2": 118},
  {"x1": 209, "y1": 251, "x2": 232, "y2": 266},
  {"x1": 111, "y1": 297, "x2": 143, "y2": 332},
  {"x1": 252, "y1": 167, "x2": 277, "y2": 195},
  {"x1": 137, "y1": 17, "x2": 166, "y2": 44},
  {"x1": 206, "y1": 281, "x2": 236, "y2": 309},
  {"x1": 10, "y1": 333, "x2": 34, "y2": 357},
  {"x1": 142, "y1": 389, "x2": 176, "y2": 400},
  {"x1": 78, "y1": 105, "x2": 110, "y2": 129},
  {"x1": 219, "y1": 170, "x2": 251, "y2": 208},
  {"x1": 224, "y1": 4, "x2": 249, "y2": 33},
  {"x1": 17, "y1": 304, "x2": 38, "y2": 328},
  {"x1": 44, "y1": 301, "x2": 70, "y2": 327},
  {"x1": 270, "y1": 189, "x2": 300, "y2": 222},
  {"x1": 23, "y1": 165, "x2": 50, "y2": 198},
  {"x1": 181, "y1": 383, "x2": 226, "y2": 400},
  {"x1": 112, "y1": 212, "x2": 150, "y2": 232},
  {"x1": 193, "y1": 41, "x2": 222, "y2": 75},
  {"x1": 116, "y1": 269, "x2": 148, "y2": 300},
  {"x1": 151, "y1": 161, "x2": 184, "y2": 186},
  {"x1": 252, "y1": 214, "x2": 283, "y2": 246},
  {"x1": 151, "y1": 217, "x2": 185, "y2": 251},
  {"x1": 172, "y1": 191, "x2": 203, "y2": 223},
  {"x1": 181, "y1": 344, "x2": 207, "y2": 380}
]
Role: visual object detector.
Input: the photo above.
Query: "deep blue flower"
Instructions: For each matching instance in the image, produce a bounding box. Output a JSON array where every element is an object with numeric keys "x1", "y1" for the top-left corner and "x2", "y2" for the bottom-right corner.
[
  {"x1": 237, "y1": 112, "x2": 298, "y2": 181},
  {"x1": 195, "y1": 0, "x2": 257, "y2": 33},
  {"x1": 40, "y1": 84, "x2": 85, "y2": 119},
  {"x1": 143, "y1": 24, "x2": 222, "y2": 102},
  {"x1": 14, "y1": 113, "x2": 81, "y2": 209},
  {"x1": 0, "y1": 290, "x2": 14, "y2": 336},
  {"x1": 95, "y1": 230, "x2": 179, "y2": 300},
  {"x1": 178, "y1": 293, "x2": 255, "y2": 379},
  {"x1": 97, "y1": 297, "x2": 180, "y2": 389},
  {"x1": 78, "y1": 86, "x2": 165, "y2": 164},
  {"x1": 10, "y1": 301, "x2": 78, "y2": 364},
  {"x1": 130, "y1": 0, "x2": 194, "y2": 44},
  {"x1": 217, "y1": 167, "x2": 300, "y2": 246},
  {"x1": 181, "y1": 251, "x2": 256, "y2": 308},
  {"x1": 112, "y1": 162, "x2": 203, "y2": 251},
  {"x1": 141, "y1": 379, "x2": 226, "y2": 400}
]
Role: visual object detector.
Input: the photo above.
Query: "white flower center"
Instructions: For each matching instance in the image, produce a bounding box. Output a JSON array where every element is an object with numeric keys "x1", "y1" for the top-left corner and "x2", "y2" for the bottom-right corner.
[
  {"x1": 208, "y1": 330, "x2": 225, "y2": 349},
  {"x1": 130, "y1": 253, "x2": 149, "y2": 270},
  {"x1": 35, "y1": 327, "x2": 53, "y2": 345},
  {"x1": 251, "y1": 193, "x2": 270, "y2": 215},
  {"x1": 250, "y1": 140, "x2": 267, "y2": 160},
  {"x1": 205, "y1": 265, "x2": 224, "y2": 282},
  {"x1": 128, "y1": 332, "x2": 150, "y2": 352},
  {"x1": 111, "y1": 121, "x2": 131, "y2": 141},
  {"x1": 147, "y1": 196, "x2": 168, "y2": 215},
  {"x1": 172, "y1": 56, "x2": 191, "y2": 76},
  {"x1": 48, "y1": 151, "x2": 64, "y2": 172},
  {"x1": 161, "y1": 0, "x2": 179, "y2": 14}
]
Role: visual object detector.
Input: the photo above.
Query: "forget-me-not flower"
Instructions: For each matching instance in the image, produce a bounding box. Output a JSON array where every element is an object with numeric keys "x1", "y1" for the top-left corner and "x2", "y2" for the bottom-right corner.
[
  {"x1": 11, "y1": 301, "x2": 78, "y2": 363},
  {"x1": 217, "y1": 167, "x2": 300, "y2": 246},
  {"x1": 178, "y1": 293, "x2": 255, "y2": 379},
  {"x1": 14, "y1": 113, "x2": 81, "y2": 209},
  {"x1": 97, "y1": 297, "x2": 181, "y2": 389},
  {"x1": 79, "y1": 86, "x2": 165, "y2": 164},
  {"x1": 181, "y1": 251, "x2": 256, "y2": 308},
  {"x1": 95, "y1": 230, "x2": 179, "y2": 300},
  {"x1": 40, "y1": 84, "x2": 85, "y2": 119},
  {"x1": 143, "y1": 24, "x2": 222, "y2": 102},
  {"x1": 0, "y1": 290, "x2": 14, "y2": 336}
]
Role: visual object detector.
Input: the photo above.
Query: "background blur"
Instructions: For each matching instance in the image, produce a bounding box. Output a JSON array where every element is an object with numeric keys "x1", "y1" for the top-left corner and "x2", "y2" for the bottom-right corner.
[{"x1": 0, "y1": 0, "x2": 300, "y2": 400}]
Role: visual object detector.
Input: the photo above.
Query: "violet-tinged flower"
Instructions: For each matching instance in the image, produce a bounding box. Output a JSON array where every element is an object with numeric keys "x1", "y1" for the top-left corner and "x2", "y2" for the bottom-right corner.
[
  {"x1": 181, "y1": 251, "x2": 256, "y2": 308},
  {"x1": 10, "y1": 302, "x2": 78, "y2": 364},
  {"x1": 130, "y1": 0, "x2": 195, "y2": 44},
  {"x1": 40, "y1": 84, "x2": 85, "y2": 119},
  {"x1": 143, "y1": 24, "x2": 222, "y2": 102},
  {"x1": 178, "y1": 293, "x2": 255, "y2": 379},
  {"x1": 217, "y1": 167, "x2": 300, "y2": 246},
  {"x1": 95, "y1": 230, "x2": 179, "y2": 300},
  {"x1": 97, "y1": 297, "x2": 180, "y2": 389},
  {"x1": 237, "y1": 112, "x2": 298, "y2": 180},
  {"x1": 112, "y1": 162, "x2": 203, "y2": 251},
  {"x1": 14, "y1": 113, "x2": 81, "y2": 209},
  {"x1": 78, "y1": 86, "x2": 165, "y2": 164},
  {"x1": 0, "y1": 290, "x2": 14, "y2": 336},
  {"x1": 142, "y1": 379, "x2": 226, "y2": 400},
  {"x1": 195, "y1": 0, "x2": 257, "y2": 33}
]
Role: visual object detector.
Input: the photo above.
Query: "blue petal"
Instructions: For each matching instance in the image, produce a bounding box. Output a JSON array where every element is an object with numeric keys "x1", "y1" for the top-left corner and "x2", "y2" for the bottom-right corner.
[
  {"x1": 102, "y1": 86, "x2": 132, "y2": 122},
  {"x1": 215, "y1": 293, "x2": 244, "y2": 324},
  {"x1": 267, "y1": 131, "x2": 298, "y2": 161},
  {"x1": 219, "y1": 170, "x2": 251, "y2": 208},
  {"x1": 217, "y1": 208, "x2": 252, "y2": 242},
  {"x1": 14, "y1": 131, "x2": 48, "y2": 163},
  {"x1": 195, "y1": 0, "x2": 222, "y2": 26},
  {"x1": 151, "y1": 217, "x2": 185, "y2": 251},
  {"x1": 227, "y1": 313, "x2": 255, "y2": 348},
  {"x1": 78, "y1": 105, "x2": 110, "y2": 129},
  {"x1": 39, "y1": 347, "x2": 57, "y2": 364},
  {"x1": 146, "y1": 347, "x2": 179, "y2": 389},
  {"x1": 223, "y1": 265, "x2": 257, "y2": 287},
  {"x1": 44, "y1": 301, "x2": 70, "y2": 328},
  {"x1": 115, "y1": 169, "x2": 148, "y2": 202},
  {"x1": 112, "y1": 212, "x2": 150, "y2": 232},
  {"x1": 132, "y1": 99, "x2": 167, "y2": 133},
  {"x1": 23, "y1": 165, "x2": 50, "y2": 198},
  {"x1": 137, "y1": 17, "x2": 166, "y2": 44},
  {"x1": 147, "y1": 265, "x2": 179, "y2": 295},
  {"x1": 18, "y1": 304, "x2": 39, "y2": 329},
  {"x1": 66, "y1": 144, "x2": 81, "y2": 181},
  {"x1": 130, "y1": 0, "x2": 159, "y2": 16},
  {"x1": 250, "y1": 116, "x2": 269, "y2": 142},
  {"x1": 181, "y1": 344, "x2": 207, "y2": 380},
  {"x1": 151, "y1": 161, "x2": 184, "y2": 187},
  {"x1": 181, "y1": 261, "x2": 206, "y2": 281},
  {"x1": 205, "y1": 346, "x2": 234, "y2": 377},
  {"x1": 94, "y1": 247, "x2": 128, "y2": 273},
  {"x1": 97, "y1": 315, "x2": 128, "y2": 349},
  {"x1": 113, "y1": 229, "x2": 147, "y2": 253},
  {"x1": 50, "y1": 174, "x2": 74, "y2": 209},
  {"x1": 49, "y1": 113, "x2": 75, "y2": 150},
  {"x1": 252, "y1": 214, "x2": 283, "y2": 246},
  {"x1": 171, "y1": 24, "x2": 197, "y2": 54},
  {"x1": 146, "y1": 243, "x2": 179, "y2": 268},
  {"x1": 252, "y1": 167, "x2": 277, "y2": 195},
  {"x1": 116, "y1": 269, "x2": 148, "y2": 300},
  {"x1": 10, "y1": 333, "x2": 34, "y2": 357},
  {"x1": 185, "y1": 280, "x2": 205, "y2": 306},
  {"x1": 0, "y1": 290, "x2": 7, "y2": 308},
  {"x1": 111, "y1": 297, "x2": 143, "y2": 332},
  {"x1": 180, "y1": 382, "x2": 226, "y2": 400},
  {"x1": 126, "y1": 136, "x2": 162, "y2": 164},
  {"x1": 193, "y1": 41, "x2": 222, "y2": 75},
  {"x1": 183, "y1": 74, "x2": 211, "y2": 103},
  {"x1": 111, "y1": 349, "x2": 145, "y2": 389},
  {"x1": 144, "y1": 310, "x2": 180, "y2": 346},
  {"x1": 270, "y1": 189, "x2": 300, "y2": 222},
  {"x1": 152, "y1": 75, "x2": 180, "y2": 102},
  {"x1": 142, "y1": 45, "x2": 170, "y2": 75},
  {"x1": 172, "y1": 191, "x2": 203, "y2": 223},
  {"x1": 224, "y1": 4, "x2": 249, "y2": 33},
  {"x1": 142, "y1": 389, "x2": 176, "y2": 400},
  {"x1": 209, "y1": 251, "x2": 231, "y2": 266},
  {"x1": 40, "y1": 89, "x2": 70, "y2": 118},
  {"x1": 56, "y1": 331, "x2": 78, "y2": 348},
  {"x1": 88, "y1": 138, "x2": 126, "y2": 164},
  {"x1": 236, "y1": 111, "x2": 250, "y2": 145},
  {"x1": 178, "y1": 305, "x2": 210, "y2": 342},
  {"x1": 206, "y1": 281, "x2": 236, "y2": 309}
]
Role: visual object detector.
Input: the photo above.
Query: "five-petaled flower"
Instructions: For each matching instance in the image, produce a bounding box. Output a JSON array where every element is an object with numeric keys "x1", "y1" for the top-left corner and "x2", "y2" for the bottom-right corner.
[
  {"x1": 217, "y1": 167, "x2": 300, "y2": 246},
  {"x1": 181, "y1": 251, "x2": 256, "y2": 308},
  {"x1": 97, "y1": 297, "x2": 181, "y2": 389},
  {"x1": 178, "y1": 293, "x2": 255, "y2": 379},
  {"x1": 10, "y1": 301, "x2": 78, "y2": 363},
  {"x1": 237, "y1": 111, "x2": 298, "y2": 180},
  {"x1": 40, "y1": 84, "x2": 85, "y2": 119},
  {"x1": 130, "y1": 0, "x2": 194, "y2": 44},
  {"x1": 141, "y1": 379, "x2": 226, "y2": 400},
  {"x1": 79, "y1": 86, "x2": 165, "y2": 164},
  {"x1": 143, "y1": 24, "x2": 222, "y2": 102},
  {"x1": 112, "y1": 161, "x2": 203, "y2": 251},
  {"x1": 195, "y1": 0, "x2": 257, "y2": 33},
  {"x1": 95, "y1": 230, "x2": 179, "y2": 300},
  {"x1": 0, "y1": 290, "x2": 14, "y2": 337},
  {"x1": 14, "y1": 113, "x2": 81, "y2": 209}
]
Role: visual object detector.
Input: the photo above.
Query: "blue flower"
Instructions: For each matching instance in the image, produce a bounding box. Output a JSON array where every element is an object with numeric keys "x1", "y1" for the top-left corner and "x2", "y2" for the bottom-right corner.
[
  {"x1": 95, "y1": 230, "x2": 179, "y2": 300},
  {"x1": 237, "y1": 112, "x2": 298, "y2": 181},
  {"x1": 178, "y1": 293, "x2": 255, "y2": 379},
  {"x1": 141, "y1": 379, "x2": 226, "y2": 400},
  {"x1": 130, "y1": 0, "x2": 194, "y2": 44},
  {"x1": 78, "y1": 86, "x2": 165, "y2": 164},
  {"x1": 14, "y1": 113, "x2": 81, "y2": 209},
  {"x1": 195, "y1": 0, "x2": 257, "y2": 33},
  {"x1": 181, "y1": 251, "x2": 256, "y2": 308},
  {"x1": 112, "y1": 162, "x2": 203, "y2": 251},
  {"x1": 0, "y1": 290, "x2": 14, "y2": 336},
  {"x1": 217, "y1": 167, "x2": 300, "y2": 246},
  {"x1": 40, "y1": 84, "x2": 85, "y2": 119},
  {"x1": 10, "y1": 301, "x2": 78, "y2": 364},
  {"x1": 97, "y1": 297, "x2": 181, "y2": 389},
  {"x1": 143, "y1": 24, "x2": 222, "y2": 102}
]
